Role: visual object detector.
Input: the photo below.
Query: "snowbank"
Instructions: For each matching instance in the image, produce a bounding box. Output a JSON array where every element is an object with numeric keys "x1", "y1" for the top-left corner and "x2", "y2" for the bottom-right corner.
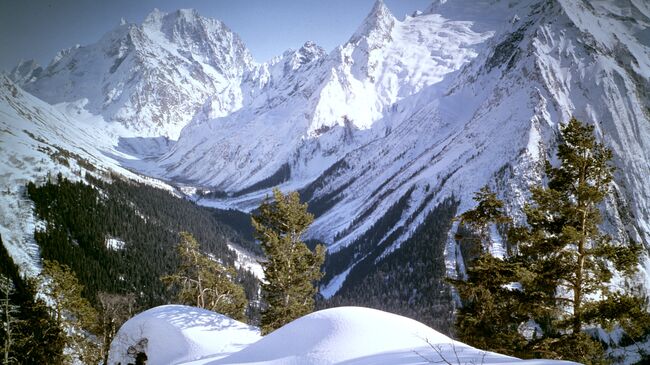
[
  {"x1": 109, "y1": 305, "x2": 578, "y2": 365},
  {"x1": 190, "y1": 306, "x2": 577, "y2": 365},
  {"x1": 107, "y1": 305, "x2": 260, "y2": 365}
]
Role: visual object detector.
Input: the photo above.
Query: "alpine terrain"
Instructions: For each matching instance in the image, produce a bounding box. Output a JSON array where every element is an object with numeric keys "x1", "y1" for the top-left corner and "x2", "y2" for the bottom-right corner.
[{"x1": 1, "y1": 0, "x2": 649, "y2": 361}]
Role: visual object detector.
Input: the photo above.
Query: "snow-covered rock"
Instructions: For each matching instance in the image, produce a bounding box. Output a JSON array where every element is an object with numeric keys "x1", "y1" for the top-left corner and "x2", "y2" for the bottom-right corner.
[
  {"x1": 156, "y1": 1, "x2": 492, "y2": 191},
  {"x1": 108, "y1": 305, "x2": 260, "y2": 365},
  {"x1": 11, "y1": 8, "x2": 255, "y2": 139}
]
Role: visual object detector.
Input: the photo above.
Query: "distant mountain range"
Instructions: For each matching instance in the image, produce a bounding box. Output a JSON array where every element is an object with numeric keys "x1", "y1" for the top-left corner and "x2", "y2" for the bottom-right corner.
[{"x1": 2, "y1": 0, "x2": 649, "y2": 301}]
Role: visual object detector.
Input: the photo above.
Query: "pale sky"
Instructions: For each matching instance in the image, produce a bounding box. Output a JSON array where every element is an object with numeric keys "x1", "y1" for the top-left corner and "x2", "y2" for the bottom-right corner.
[{"x1": 0, "y1": 0, "x2": 433, "y2": 71}]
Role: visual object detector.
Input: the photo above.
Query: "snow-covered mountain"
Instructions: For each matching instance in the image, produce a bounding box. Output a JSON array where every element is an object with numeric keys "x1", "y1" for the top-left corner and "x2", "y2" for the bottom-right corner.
[
  {"x1": 0, "y1": 74, "x2": 172, "y2": 274},
  {"x1": 144, "y1": 0, "x2": 650, "y2": 296},
  {"x1": 10, "y1": 8, "x2": 255, "y2": 139},
  {"x1": 2, "y1": 0, "x2": 649, "y2": 311},
  {"x1": 157, "y1": 0, "x2": 493, "y2": 190}
]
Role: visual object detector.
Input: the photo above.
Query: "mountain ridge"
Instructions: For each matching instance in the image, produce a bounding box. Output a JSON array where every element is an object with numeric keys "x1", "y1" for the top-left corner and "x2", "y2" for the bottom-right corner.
[{"x1": 2, "y1": 0, "x2": 649, "y2": 312}]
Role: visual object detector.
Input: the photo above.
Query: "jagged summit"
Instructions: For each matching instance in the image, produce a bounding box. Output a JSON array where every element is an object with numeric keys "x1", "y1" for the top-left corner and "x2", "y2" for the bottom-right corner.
[
  {"x1": 348, "y1": 0, "x2": 396, "y2": 45},
  {"x1": 8, "y1": 59, "x2": 42, "y2": 84},
  {"x1": 12, "y1": 8, "x2": 256, "y2": 139}
]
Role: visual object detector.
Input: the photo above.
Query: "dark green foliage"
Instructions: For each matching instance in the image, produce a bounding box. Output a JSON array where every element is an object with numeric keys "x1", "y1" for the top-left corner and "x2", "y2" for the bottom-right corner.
[
  {"x1": 0, "y1": 237, "x2": 66, "y2": 364},
  {"x1": 326, "y1": 198, "x2": 458, "y2": 333},
  {"x1": 510, "y1": 118, "x2": 649, "y2": 363},
  {"x1": 26, "y1": 174, "x2": 259, "y2": 311},
  {"x1": 450, "y1": 187, "x2": 526, "y2": 355},
  {"x1": 454, "y1": 118, "x2": 649, "y2": 364},
  {"x1": 252, "y1": 188, "x2": 325, "y2": 334}
]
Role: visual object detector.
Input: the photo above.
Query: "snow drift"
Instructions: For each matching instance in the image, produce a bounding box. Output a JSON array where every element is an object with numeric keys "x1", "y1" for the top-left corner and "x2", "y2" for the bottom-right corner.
[
  {"x1": 109, "y1": 305, "x2": 578, "y2": 365},
  {"x1": 108, "y1": 305, "x2": 261, "y2": 365}
]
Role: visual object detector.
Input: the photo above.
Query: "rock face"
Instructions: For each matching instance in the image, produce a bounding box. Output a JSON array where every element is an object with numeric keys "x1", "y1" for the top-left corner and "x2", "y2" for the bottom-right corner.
[
  {"x1": 12, "y1": 8, "x2": 255, "y2": 139},
  {"x1": 4, "y1": 0, "x2": 650, "y2": 296}
]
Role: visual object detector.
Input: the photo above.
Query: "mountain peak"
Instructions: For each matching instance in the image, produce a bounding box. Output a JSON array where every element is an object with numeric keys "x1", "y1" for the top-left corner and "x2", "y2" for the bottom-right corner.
[
  {"x1": 349, "y1": 0, "x2": 395, "y2": 44},
  {"x1": 8, "y1": 59, "x2": 42, "y2": 84},
  {"x1": 143, "y1": 8, "x2": 165, "y2": 25}
]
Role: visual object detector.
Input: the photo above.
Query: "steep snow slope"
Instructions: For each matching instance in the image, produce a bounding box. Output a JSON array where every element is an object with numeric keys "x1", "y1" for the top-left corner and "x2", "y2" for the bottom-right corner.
[
  {"x1": 110, "y1": 305, "x2": 577, "y2": 365},
  {"x1": 157, "y1": 1, "x2": 493, "y2": 190},
  {"x1": 286, "y1": 0, "x2": 650, "y2": 293},
  {"x1": 0, "y1": 75, "x2": 172, "y2": 274},
  {"x1": 11, "y1": 8, "x2": 255, "y2": 139}
]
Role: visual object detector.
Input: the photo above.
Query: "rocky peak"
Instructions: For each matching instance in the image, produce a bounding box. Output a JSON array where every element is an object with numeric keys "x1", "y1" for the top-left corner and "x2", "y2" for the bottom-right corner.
[
  {"x1": 348, "y1": 0, "x2": 396, "y2": 45},
  {"x1": 142, "y1": 8, "x2": 254, "y2": 74},
  {"x1": 8, "y1": 60, "x2": 42, "y2": 84}
]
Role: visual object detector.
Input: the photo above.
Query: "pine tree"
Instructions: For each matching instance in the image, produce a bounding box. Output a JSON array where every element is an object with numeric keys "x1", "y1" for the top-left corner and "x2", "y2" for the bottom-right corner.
[
  {"x1": 161, "y1": 232, "x2": 248, "y2": 321},
  {"x1": 39, "y1": 260, "x2": 101, "y2": 364},
  {"x1": 451, "y1": 187, "x2": 527, "y2": 355},
  {"x1": 252, "y1": 188, "x2": 325, "y2": 335},
  {"x1": 509, "y1": 118, "x2": 648, "y2": 363}
]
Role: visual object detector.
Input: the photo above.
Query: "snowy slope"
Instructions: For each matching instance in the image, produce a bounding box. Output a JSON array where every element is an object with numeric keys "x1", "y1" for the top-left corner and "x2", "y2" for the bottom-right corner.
[
  {"x1": 11, "y1": 8, "x2": 255, "y2": 139},
  {"x1": 0, "y1": 74, "x2": 176, "y2": 275},
  {"x1": 109, "y1": 305, "x2": 577, "y2": 365},
  {"x1": 131, "y1": 0, "x2": 650, "y2": 297},
  {"x1": 156, "y1": 0, "x2": 493, "y2": 190},
  {"x1": 3, "y1": 0, "x2": 649, "y2": 316}
]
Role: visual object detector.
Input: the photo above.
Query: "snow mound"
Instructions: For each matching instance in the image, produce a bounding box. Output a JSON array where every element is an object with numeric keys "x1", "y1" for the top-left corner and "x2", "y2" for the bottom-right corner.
[
  {"x1": 108, "y1": 305, "x2": 260, "y2": 365},
  {"x1": 199, "y1": 306, "x2": 577, "y2": 365}
]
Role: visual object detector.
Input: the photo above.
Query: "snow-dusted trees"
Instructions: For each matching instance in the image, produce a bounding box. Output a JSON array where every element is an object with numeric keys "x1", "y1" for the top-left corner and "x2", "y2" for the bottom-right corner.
[
  {"x1": 162, "y1": 232, "x2": 248, "y2": 321},
  {"x1": 252, "y1": 188, "x2": 325, "y2": 335}
]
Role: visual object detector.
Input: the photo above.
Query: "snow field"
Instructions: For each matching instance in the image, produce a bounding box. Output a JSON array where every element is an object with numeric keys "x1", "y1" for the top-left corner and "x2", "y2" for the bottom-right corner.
[{"x1": 110, "y1": 305, "x2": 579, "y2": 365}]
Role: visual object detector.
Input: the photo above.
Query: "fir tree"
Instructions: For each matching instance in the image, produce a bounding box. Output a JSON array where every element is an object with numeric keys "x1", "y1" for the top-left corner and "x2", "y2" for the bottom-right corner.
[
  {"x1": 0, "y1": 237, "x2": 65, "y2": 364},
  {"x1": 509, "y1": 118, "x2": 648, "y2": 363},
  {"x1": 252, "y1": 188, "x2": 325, "y2": 335},
  {"x1": 451, "y1": 187, "x2": 526, "y2": 355},
  {"x1": 161, "y1": 232, "x2": 248, "y2": 321}
]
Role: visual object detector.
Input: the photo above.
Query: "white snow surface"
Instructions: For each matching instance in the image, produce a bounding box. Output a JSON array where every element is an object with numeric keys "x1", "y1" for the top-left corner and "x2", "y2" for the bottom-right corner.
[
  {"x1": 110, "y1": 305, "x2": 576, "y2": 365},
  {"x1": 108, "y1": 305, "x2": 261, "y2": 365}
]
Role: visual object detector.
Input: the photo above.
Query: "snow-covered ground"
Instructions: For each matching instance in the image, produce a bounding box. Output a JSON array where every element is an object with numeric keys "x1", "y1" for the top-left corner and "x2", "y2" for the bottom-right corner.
[
  {"x1": 108, "y1": 305, "x2": 261, "y2": 365},
  {"x1": 109, "y1": 305, "x2": 578, "y2": 365}
]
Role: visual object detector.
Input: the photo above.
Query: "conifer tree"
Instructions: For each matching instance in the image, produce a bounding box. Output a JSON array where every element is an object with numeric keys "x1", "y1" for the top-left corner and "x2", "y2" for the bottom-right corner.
[
  {"x1": 39, "y1": 260, "x2": 101, "y2": 364},
  {"x1": 252, "y1": 188, "x2": 325, "y2": 335},
  {"x1": 509, "y1": 118, "x2": 648, "y2": 363},
  {"x1": 451, "y1": 187, "x2": 526, "y2": 355},
  {"x1": 162, "y1": 232, "x2": 248, "y2": 321}
]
